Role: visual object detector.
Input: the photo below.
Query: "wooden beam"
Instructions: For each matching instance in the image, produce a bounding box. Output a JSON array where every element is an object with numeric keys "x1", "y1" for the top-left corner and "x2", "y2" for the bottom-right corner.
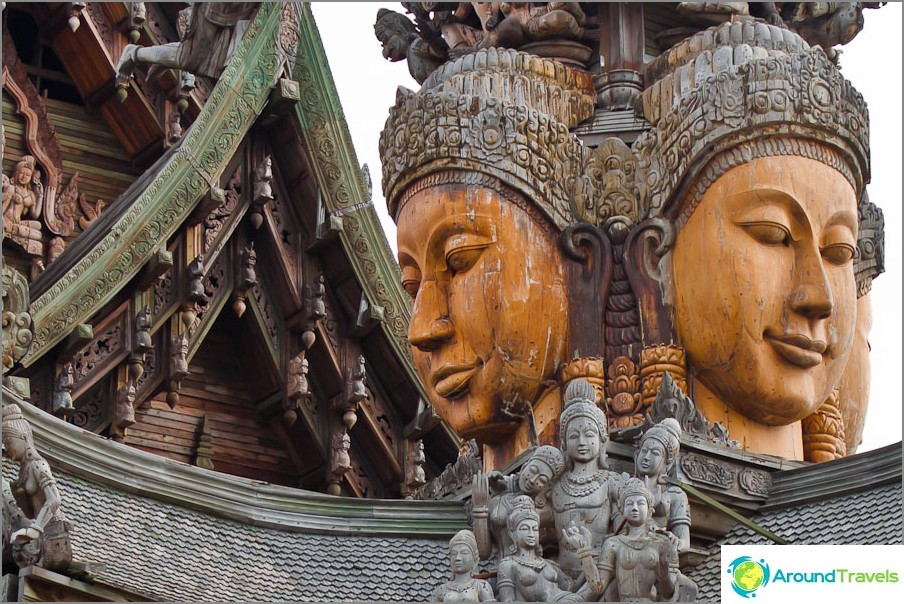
[
  {"x1": 57, "y1": 323, "x2": 94, "y2": 361},
  {"x1": 135, "y1": 248, "x2": 174, "y2": 290}
]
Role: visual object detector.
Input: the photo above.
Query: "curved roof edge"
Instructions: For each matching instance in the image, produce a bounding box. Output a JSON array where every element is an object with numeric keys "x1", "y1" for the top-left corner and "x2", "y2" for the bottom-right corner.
[
  {"x1": 4, "y1": 389, "x2": 468, "y2": 537},
  {"x1": 763, "y1": 442, "x2": 903, "y2": 511},
  {"x1": 25, "y1": 3, "x2": 286, "y2": 366}
]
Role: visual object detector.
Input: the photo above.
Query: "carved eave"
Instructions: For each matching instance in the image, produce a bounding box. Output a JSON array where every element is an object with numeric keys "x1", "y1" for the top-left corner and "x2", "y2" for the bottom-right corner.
[
  {"x1": 285, "y1": 5, "x2": 461, "y2": 460},
  {"x1": 25, "y1": 2, "x2": 286, "y2": 366}
]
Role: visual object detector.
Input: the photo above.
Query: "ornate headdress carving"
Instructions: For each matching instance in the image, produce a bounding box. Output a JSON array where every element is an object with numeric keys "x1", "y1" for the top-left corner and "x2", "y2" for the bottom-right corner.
[
  {"x1": 619, "y1": 476, "x2": 654, "y2": 510},
  {"x1": 634, "y1": 18, "x2": 870, "y2": 225},
  {"x1": 2, "y1": 403, "x2": 32, "y2": 441},
  {"x1": 527, "y1": 444, "x2": 566, "y2": 479},
  {"x1": 559, "y1": 379, "x2": 608, "y2": 450},
  {"x1": 640, "y1": 418, "x2": 681, "y2": 467},
  {"x1": 380, "y1": 48, "x2": 594, "y2": 231},
  {"x1": 449, "y1": 529, "x2": 480, "y2": 560},
  {"x1": 506, "y1": 494, "x2": 540, "y2": 533}
]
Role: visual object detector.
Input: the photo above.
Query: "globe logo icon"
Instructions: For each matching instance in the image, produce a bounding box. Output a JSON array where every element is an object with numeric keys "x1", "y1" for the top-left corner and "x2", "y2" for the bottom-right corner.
[{"x1": 727, "y1": 556, "x2": 771, "y2": 598}]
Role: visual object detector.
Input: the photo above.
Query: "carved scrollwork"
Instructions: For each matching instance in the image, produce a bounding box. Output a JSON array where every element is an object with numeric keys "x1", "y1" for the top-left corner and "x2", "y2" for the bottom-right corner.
[
  {"x1": 679, "y1": 452, "x2": 736, "y2": 489},
  {"x1": 1, "y1": 265, "x2": 33, "y2": 373}
]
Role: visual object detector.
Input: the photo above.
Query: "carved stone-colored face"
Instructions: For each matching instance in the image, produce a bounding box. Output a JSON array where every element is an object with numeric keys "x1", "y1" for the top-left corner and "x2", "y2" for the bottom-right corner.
[
  {"x1": 564, "y1": 417, "x2": 600, "y2": 464},
  {"x1": 449, "y1": 544, "x2": 475, "y2": 575},
  {"x1": 2, "y1": 433, "x2": 26, "y2": 460},
  {"x1": 671, "y1": 156, "x2": 858, "y2": 424},
  {"x1": 518, "y1": 460, "x2": 553, "y2": 495},
  {"x1": 513, "y1": 518, "x2": 540, "y2": 550},
  {"x1": 397, "y1": 183, "x2": 568, "y2": 442},
  {"x1": 635, "y1": 439, "x2": 665, "y2": 478},
  {"x1": 623, "y1": 494, "x2": 650, "y2": 526}
]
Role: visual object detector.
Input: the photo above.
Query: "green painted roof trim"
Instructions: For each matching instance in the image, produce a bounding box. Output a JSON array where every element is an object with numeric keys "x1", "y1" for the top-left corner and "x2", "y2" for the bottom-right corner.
[
  {"x1": 24, "y1": 3, "x2": 287, "y2": 366},
  {"x1": 5, "y1": 390, "x2": 469, "y2": 536},
  {"x1": 292, "y1": 5, "x2": 427, "y2": 397}
]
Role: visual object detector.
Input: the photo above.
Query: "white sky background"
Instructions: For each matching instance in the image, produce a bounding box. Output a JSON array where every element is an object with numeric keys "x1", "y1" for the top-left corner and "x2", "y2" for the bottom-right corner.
[{"x1": 311, "y1": 2, "x2": 903, "y2": 453}]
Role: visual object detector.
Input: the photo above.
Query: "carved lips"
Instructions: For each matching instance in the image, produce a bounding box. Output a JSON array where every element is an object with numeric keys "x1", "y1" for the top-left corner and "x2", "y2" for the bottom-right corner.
[
  {"x1": 765, "y1": 331, "x2": 828, "y2": 369},
  {"x1": 432, "y1": 362, "x2": 480, "y2": 399}
]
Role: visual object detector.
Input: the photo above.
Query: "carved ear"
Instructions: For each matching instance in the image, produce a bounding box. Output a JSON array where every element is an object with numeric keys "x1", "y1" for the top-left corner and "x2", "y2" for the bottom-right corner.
[
  {"x1": 561, "y1": 223, "x2": 613, "y2": 359},
  {"x1": 623, "y1": 218, "x2": 676, "y2": 347}
]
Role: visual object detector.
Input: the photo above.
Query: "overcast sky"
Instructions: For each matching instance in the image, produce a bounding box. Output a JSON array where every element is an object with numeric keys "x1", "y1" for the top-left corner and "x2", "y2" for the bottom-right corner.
[{"x1": 311, "y1": 2, "x2": 902, "y2": 453}]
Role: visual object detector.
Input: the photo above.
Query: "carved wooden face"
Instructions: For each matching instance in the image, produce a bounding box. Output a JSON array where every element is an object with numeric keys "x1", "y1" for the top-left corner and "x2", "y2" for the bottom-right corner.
[
  {"x1": 513, "y1": 518, "x2": 540, "y2": 550},
  {"x1": 623, "y1": 494, "x2": 650, "y2": 526},
  {"x1": 397, "y1": 183, "x2": 568, "y2": 442},
  {"x1": 635, "y1": 439, "x2": 666, "y2": 478},
  {"x1": 449, "y1": 543, "x2": 476, "y2": 575},
  {"x1": 518, "y1": 460, "x2": 553, "y2": 495},
  {"x1": 671, "y1": 156, "x2": 858, "y2": 425},
  {"x1": 563, "y1": 417, "x2": 601, "y2": 464}
]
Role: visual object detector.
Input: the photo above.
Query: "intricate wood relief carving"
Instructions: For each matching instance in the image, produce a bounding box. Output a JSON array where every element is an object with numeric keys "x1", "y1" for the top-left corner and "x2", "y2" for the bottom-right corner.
[
  {"x1": 639, "y1": 345, "x2": 687, "y2": 412},
  {"x1": 802, "y1": 389, "x2": 847, "y2": 463},
  {"x1": 738, "y1": 468, "x2": 772, "y2": 498},
  {"x1": 646, "y1": 372, "x2": 738, "y2": 448},
  {"x1": 71, "y1": 312, "x2": 127, "y2": 394},
  {"x1": 1, "y1": 265, "x2": 33, "y2": 373},
  {"x1": 679, "y1": 453, "x2": 735, "y2": 489},
  {"x1": 203, "y1": 170, "x2": 241, "y2": 255},
  {"x1": 414, "y1": 439, "x2": 482, "y2": 501},
  {"x1": 605, "y1": 356, "x2": 642, "y2": 428},
  {"x1": 855, "y1": 192, "x2": 885, "y2": 298},
  {"x1": 70, "y1": 379, "x2": 111, "y2": 433}
]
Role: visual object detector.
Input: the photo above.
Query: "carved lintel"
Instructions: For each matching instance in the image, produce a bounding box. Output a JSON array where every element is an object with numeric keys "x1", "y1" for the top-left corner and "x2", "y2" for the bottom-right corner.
[{"x1": 352, "y1": 293, "x2": 384, "y2": 337}]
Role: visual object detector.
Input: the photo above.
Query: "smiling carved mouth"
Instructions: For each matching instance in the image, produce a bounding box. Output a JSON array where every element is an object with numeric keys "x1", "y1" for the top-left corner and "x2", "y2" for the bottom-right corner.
[
  {"x1": 765, "y1": 330, "x2": 827, "y2": 369},
  {"x1": 433, "y1": 362, "x2": 479, "y2": 399}
]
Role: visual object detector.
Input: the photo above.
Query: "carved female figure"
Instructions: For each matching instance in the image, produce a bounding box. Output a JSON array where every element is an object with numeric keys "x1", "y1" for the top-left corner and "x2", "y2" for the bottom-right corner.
[
  {"x1": 576, "y1": 478, "x2": 681, "y2": 602},
  {"x1": 634, "y1": 418, "x2": 689, "y2": 552},
  {"x1": 549, "y1": 379, "x2": 624, "y2": 578},
  {"x1": 496, "y1": 495, "x2": 580, "y2": 602},
  {"x1": 2, "y1": 156, "x2": 41, "y2": 227},
  {"x1": 432, "y1": 529, "x2": 496, "y2": 602},
  {"x1": 471, "y1": 445, "x2": 565, "y2": 559},
  {"x1": 1, "y1": 403, "x2": 71, "y2": 571}
]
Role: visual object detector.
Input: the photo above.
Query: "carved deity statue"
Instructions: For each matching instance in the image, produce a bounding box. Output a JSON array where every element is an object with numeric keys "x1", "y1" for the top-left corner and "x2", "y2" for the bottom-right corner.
[
  {"x1": 380, "y1": 12, "x2": 879, "y2": 462},
  {"x1": 330, "y1": 430, "x2": 352, "y2": 475},
  {"x1": 432, "y1": 529, "x2": 496, "y2": 602},
  {"x1": 116, "y1": 2, "x2": 259, "y2": 93},
  {"x1": 634, "y1": 18, "x2": 872, "y2": 459},
  {"x1": 549, "y1": 380, "x2": 625, "y2": 578},
  {"x1": 381, "y1": 47, "x2": 600, "y2": 447},
  {"x1": 2, "y1": 156, "x2": 45, "y2": 256},
  {"x1": 575, "y1": 478, "x2": 685, "y2": 602},
  {"x1": 496, "y1": 495, "x2": 580, "y2": 602},
  {"x1": 1, "y1": 403, "x2": 72, "y2": 571},
  {"x1": 471, "y1": 445, "x2": 565, "y2": 560}
]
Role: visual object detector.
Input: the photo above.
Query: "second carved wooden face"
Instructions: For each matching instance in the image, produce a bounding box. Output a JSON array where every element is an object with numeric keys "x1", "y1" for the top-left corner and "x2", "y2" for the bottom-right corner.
[
  {"x1": 670, "y1": 155, "x2": 858, "y2": 425},
  {"x1": 396, "y1": 181, "x2": 568, "y2": 442}
]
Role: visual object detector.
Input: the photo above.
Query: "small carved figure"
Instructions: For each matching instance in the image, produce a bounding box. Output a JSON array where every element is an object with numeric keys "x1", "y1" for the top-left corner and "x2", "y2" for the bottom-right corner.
[
  {"x1": 406, "y1": 439, "x2": 427, "y2": 490},
  {"x1": 550, "y1": 379, "x2": 626, "y2": 578},
  {"x1": 135, "y1": 306, "x2": 153, "y2": 354},
  {"x1": 471, "y1": 445, "x2": 565, "y2": 559},
  {"x1": 239, "y1": 242, "x2": 258, "y2": 290},
  {"x1": 330, "y1": 430, "x2": 352, "y2": 475},
  {"x1": 1, "y1": 403, "x2": 72, "y2": 571},
  {"x1": 349, "y1": 354, "x2": 367, "y2": 403},
  {"x1": 77, "y1": 194, "x2": 106, "y2": 231},
  {"x1": 576, "y1": 478, "x2": 686, "y2": 602},
  {"x1": 253, "y1": 155, "x2": 274, "y2": 204},
  {"x1": 496, "y1": 495, "x2": 580, "y2": 602},
  {"x1": 2, "y1": 156, "x2": 44, "y2": 256},
  {"x1": 114, "y1": 381, "x2": 137, "y2": 429},
  {"x1": 432, "y1": 529, "x2": 496, "y2": 602},
  {"x1": 171, "y1": 333, "x2": 190, "y2": 379},
  {"x1": 186, "y1": 255, "x2": 206, "y2": 302},
  {"x1": 51, "y1": 363, "x2": 75, "y2": 418},
  {"x1": 287, "y1": 351, "x2": 309, "y2": 401},
  {"x1": 374, "y1": 8, "x2": 446, "y2": 84},
  {"x1": 309, "y1": 274, "x2": 326, "y2": 321}
]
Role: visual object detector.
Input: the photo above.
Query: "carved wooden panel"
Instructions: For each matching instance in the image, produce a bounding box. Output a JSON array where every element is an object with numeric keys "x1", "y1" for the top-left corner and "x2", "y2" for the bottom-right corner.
[
  {"x1": 70, "y1": 376, "x2": 113, "y2": 433},
  {"x1": 71, "y1": 303, "x2": 130, "y2": 400},
  {"x1": 679, "y1": 452, "x2": 736, "y2": 490},
  {"x1": 248, "y1": 275, "x2": 282, "y2": 365}
]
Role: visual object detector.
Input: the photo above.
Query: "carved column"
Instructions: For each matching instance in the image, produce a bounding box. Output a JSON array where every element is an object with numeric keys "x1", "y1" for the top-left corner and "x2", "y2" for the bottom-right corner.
[{"x1": 596, "y1": 3, "x2": 645, "y2": 111}]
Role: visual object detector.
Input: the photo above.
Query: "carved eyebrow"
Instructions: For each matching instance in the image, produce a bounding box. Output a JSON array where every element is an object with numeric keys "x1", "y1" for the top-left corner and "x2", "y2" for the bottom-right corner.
[{"x1": 824, "y1": 210, "x2": 858, "y2": 233}]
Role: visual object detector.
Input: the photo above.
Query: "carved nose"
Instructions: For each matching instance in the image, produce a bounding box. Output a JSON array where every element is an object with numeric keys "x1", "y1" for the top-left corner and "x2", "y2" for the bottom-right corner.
[
  {"x1": 409, "y1": 318, "x2": 454, "y2": 351},
  {"x1": 790, "y1": 248, "x2": 834, "y2": 320}
]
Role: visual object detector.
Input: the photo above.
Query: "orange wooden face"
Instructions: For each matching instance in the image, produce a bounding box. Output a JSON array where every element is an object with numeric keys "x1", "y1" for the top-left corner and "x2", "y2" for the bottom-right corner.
[
  {"x1": 396, "y1": 182, "x2": 568, "y2": 442},
  {"x1": 671, "y1": 155, "x2": 858, "y2": 425}
]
